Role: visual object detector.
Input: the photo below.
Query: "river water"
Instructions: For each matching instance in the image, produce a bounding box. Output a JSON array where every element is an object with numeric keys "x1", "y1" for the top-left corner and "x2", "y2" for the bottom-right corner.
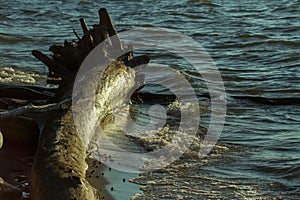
[{"x1": 0, "y1": 0, "x2": 299, "y2": 199}]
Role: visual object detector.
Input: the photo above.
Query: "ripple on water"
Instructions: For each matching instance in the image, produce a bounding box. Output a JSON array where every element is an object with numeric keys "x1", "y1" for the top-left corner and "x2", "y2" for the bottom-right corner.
[{"x1": 0, "y1": 0, "x2": 299, "y2": 199}]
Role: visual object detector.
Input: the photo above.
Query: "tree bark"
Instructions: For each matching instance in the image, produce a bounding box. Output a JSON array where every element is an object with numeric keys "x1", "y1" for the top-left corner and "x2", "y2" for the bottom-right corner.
[
  {"x1": 0, "y1": 8, "x2": 148, "y2": 200},
  {"x1": 30, "y1": 61, "x2": 136, "y2": 200}
]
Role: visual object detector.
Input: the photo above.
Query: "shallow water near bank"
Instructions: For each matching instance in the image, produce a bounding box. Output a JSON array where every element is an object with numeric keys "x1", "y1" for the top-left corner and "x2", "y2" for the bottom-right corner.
[
  {"x1": 86, "y1": 158, "x2": 142, "y2": 200},
  {"x1": 1, "y1": 0, "x2": 300, "y2": 199}
]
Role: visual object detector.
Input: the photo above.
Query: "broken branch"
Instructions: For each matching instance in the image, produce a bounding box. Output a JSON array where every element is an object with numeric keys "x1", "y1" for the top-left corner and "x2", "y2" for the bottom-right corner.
[{"x1": 0, "y1": 99, "x2": 71, "y2": 120}]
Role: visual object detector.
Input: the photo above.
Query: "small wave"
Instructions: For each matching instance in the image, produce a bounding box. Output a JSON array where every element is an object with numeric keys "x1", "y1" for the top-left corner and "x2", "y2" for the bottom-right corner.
[
  {"x1": 263, "y1": 26, "x2": 300, "y2": 33},
  {"x1": 232, "y1": 96, "x2": 300, "y2": 105},
  {"x1": 265, "y1": 40, "x2": 300, "y2": 47},
  {"x1": 175, "y1": 13, "x2": 209, "y2": 20},
  {"x1": 264, "y1": 89, "x2": 300, "y2": 94},
  {"x1": 220, "y1": 39, "x2": 300, "y2": 49},
  {"x1": 78, "y1": 1, "x2": 94, "y2": 5},
  {"x1": 0, "y1": 66, "x2": 45, "y2": 85},
  {"x1": 22, "y1": 9, "x2": 38, "y2": 14},
  {"x1": 267, "y1": 56, "x2": 300, "y2": 64},
  {"x1": 254, "y1": 163, "x2": 300, "y2": 181},
  {"x1": 283, "y1": 165, "x2": 300, "y2": 180},
  {"x1": 284, "y1": 113, "x2": 300, "y2": 122},
  {"x1": 187, "y1": 0, "x2": 221, "y2": 7},
  {"x1": 237, "y1": 33, "x2": 269, "y2": 40},
  {"x1": 272, "y1": 5, "x2": 299, "y2": 13},
  {"x1": 0, "y1": 14, "x2": 13, "y2": 21},
  {"x1": 131, "y1": 143, "x2": 260, "y2": 199},
  {"x1": 140, "y1": 24, "x2": 155, "y2": 28},
  {"x1": 126, "y1": 125, "x2": 196, "y2": 152}
]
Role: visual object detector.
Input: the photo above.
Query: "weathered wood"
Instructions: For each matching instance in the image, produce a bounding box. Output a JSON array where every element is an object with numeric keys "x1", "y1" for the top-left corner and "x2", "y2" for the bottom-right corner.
[
  {"x1": 131, "y1": 92, "x2": 177, "y2": 105},
  {"x1": 0, "y1": 84, "x2": 57, "y2": 94},
  {"x1": 50, "y1": 42, "x2": 83, "y2": 73},
  {"x1": 99, "y1": 8, "x2": 123, "y2": 51},
  {"x1": 41, "y1": 7, "x2": 134, "y2": 89},
  {"x1": 73, "y1": 28, "x2": 81, "y2": 40},
  {"x1": 32, "y1": 50, "x2": 74, "y2": 82},
  {"x1": 46, "y1": 78, "x2": 63, "y2": 85},
  {"x1": 30, "y1": 109, "x2": 102, "y2": 200},
  {"x1": 0, "y1": 99, "x2": 71, "y2": 120},
  {"x1": 80, "y1": 18, "x2": 94, "y2": 50},
  {"x1": 91, "y1": 24, "x2": 107, "y2": 45},
  {"x1": 127, "y1": 55, "x2": 151, "y2": 67},
  {"x1": 80, "y1": 18, "x2": 89, "y2": 35},
  {"x1": 0, "y1": 86, "x2": 54, "y2": 100},
  {"x1": 0, "y1": 8, "x2": 151, "y2": 200},
  {"x1": 30, "y1": 60, "x2": 136, "y2": 200},
  {"x1": 0, "y1": 98, "x2": 29, "y2": 110}
]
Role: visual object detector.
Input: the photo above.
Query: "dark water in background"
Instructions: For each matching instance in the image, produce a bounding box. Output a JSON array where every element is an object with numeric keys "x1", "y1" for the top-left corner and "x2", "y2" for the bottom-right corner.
[{"x1": 1, "y1": 0, "x2": 300, "y2": 199}]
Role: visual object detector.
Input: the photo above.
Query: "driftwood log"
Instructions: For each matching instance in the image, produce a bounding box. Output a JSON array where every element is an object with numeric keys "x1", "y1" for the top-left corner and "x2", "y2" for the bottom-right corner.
[{"x1": 0, "y1": 8, "x2": 149, "y2": 200}]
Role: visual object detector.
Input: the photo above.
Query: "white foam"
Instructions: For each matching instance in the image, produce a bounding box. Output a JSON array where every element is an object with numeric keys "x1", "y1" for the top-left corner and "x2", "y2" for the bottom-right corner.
[{"x1": 0, "y1": 66, "x2": 45, "y2": 84}]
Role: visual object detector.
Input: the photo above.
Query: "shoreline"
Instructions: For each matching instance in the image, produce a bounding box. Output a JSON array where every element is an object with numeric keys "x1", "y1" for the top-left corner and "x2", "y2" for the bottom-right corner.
[
  {"x1": 0, "y1": 123, "x2": 141, "y2": 200},
  {"x1": 0, "y1": 145, "x2": 35, "y2": 199},
  {"x1": 86, "y1": 158, "x2": 114, "y2": 200},
  {"x1": 0, "y1": 6, "x2": 145, "y2": 199},
  {"x1": 86, "y1": 158, "x2": 142, "y2": 200}
]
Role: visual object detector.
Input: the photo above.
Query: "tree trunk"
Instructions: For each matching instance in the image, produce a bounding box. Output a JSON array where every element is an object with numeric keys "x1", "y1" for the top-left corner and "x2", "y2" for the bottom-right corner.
[{"x1": 0, "y1": 8, "x2": 147, "y2": 200}]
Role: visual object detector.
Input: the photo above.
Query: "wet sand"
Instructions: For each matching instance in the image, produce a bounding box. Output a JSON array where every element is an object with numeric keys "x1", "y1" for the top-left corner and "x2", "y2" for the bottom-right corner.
[
  {"x1": 0, "y1": 145, "x2": 35, "y2": 199},
  {"x1": 0, "y1": 113, "x2": 114, "y2": 200},
  {"x1": 86, "y1": 158, "x2": 114, "y2": 200},
  {"x1": 0, "y1": 146, "x2": 118, "y2": 200},
  {"x1": 86, "y1": 158, "x2": 142, "y2": 200}
]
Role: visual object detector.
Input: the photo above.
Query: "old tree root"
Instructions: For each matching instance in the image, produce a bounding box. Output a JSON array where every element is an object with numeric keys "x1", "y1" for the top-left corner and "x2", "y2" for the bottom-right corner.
[{"x1": 0, "y1": 8, "x2": 150, "y2": 200}]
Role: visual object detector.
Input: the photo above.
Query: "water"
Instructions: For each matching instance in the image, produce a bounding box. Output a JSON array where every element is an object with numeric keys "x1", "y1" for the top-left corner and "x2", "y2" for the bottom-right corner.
[{"x1": 1, "y1": 0, "x2": 300, "y2": 199}]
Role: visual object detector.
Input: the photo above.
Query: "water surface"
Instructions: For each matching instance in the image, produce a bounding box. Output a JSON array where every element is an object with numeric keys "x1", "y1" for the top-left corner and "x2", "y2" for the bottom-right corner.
[{"x1": 0, "y1": 0, "x2": 299, "y2": 199}]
